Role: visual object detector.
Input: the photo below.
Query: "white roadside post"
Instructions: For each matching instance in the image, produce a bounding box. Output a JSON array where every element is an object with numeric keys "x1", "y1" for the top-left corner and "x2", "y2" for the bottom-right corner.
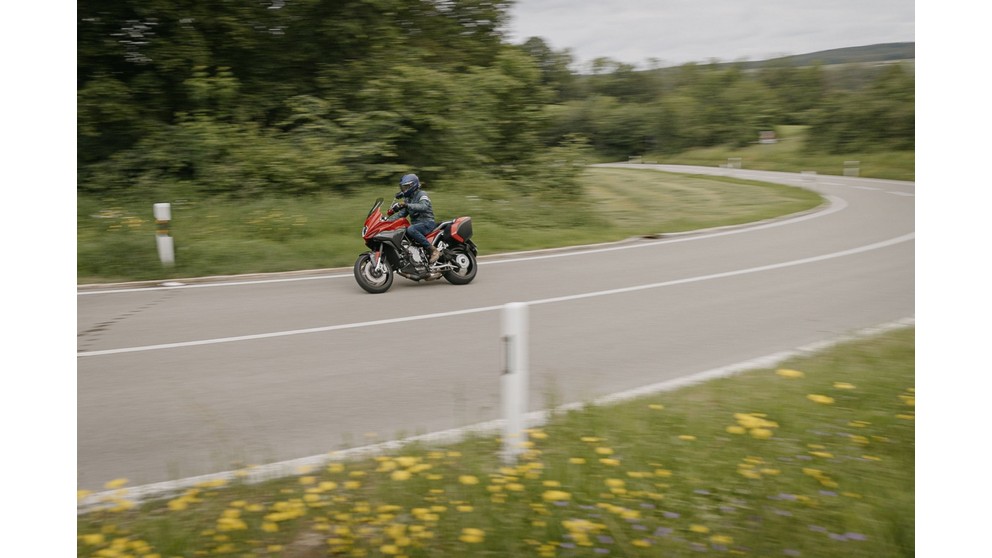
[
  {"x1": 154, "y1": 203, "x2": 175, "y2": 267},
  {"x1": 501, "y1": 302, "x2": 529, "y2": 464}
]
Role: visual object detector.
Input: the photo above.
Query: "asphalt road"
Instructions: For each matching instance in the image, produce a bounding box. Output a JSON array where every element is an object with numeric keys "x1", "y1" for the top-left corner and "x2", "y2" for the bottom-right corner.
[{"x1": 77, "y1": 164, "x2": 914, "y2": 493}]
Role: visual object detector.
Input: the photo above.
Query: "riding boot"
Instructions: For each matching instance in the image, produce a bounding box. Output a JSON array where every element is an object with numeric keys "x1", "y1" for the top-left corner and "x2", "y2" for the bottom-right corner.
[{"x1": 428, "y1": 246, "x2": 440, "y2": 264}]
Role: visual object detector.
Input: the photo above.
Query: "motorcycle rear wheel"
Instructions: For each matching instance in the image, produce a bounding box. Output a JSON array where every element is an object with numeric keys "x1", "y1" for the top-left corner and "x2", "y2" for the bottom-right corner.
[
  {"x1": 442, "y1": 249, "x2": 477, "y2": 285},
  {"x1": 354, "y1": 253, "x2": 393, "y2": 293}
]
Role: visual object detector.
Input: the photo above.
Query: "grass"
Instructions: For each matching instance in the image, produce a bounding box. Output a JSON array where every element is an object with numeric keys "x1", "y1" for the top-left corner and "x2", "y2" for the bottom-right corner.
[
  {"x1": 643, "y1": 126, "x2": 915, "y2": 182},
  {"x1": 77, "y1": 168, "x2": 823, "y2": 284},
  {"x1": 77, "y1": 327, "x2": 914, "y2": 557}
]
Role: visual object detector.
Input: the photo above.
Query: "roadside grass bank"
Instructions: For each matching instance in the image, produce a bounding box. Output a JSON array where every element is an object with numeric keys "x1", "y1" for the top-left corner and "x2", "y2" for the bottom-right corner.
[
  {"x1": 641, "y1": 126, "x2": 915, "y2": 182},
  {"x1": 78, "y1": 327, "x2": 914, "y2": 558},
  {"x1": 77, "y1": 168, "x2": 822, "y2": 284}
]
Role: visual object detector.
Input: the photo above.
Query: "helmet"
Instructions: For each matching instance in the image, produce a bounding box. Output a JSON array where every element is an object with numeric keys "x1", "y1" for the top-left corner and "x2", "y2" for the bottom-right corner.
[{"x1": 398, "y1": 173, "x2": 421, "y2": 198}]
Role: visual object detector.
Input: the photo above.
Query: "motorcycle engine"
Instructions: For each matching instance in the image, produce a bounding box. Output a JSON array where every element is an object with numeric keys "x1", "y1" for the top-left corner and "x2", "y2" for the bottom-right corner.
[{"x1": 408, "y1": 245, "x2": 423, "y2": 264}]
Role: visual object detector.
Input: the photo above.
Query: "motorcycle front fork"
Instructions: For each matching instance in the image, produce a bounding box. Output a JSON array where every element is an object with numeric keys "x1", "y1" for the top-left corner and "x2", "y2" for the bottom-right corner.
[{"x1": 372, "y1": 247, "x2": 385, "y2": 273}]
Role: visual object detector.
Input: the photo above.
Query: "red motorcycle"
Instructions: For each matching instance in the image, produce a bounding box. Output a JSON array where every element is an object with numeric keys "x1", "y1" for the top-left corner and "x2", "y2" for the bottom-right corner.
[{"x1": 354, "y1": 198, "x2": 478, "y2": 293}]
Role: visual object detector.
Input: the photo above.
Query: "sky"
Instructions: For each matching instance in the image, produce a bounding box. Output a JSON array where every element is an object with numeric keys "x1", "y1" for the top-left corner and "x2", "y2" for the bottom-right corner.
[{"x1": 505, "y1": 0, "x2": 915, "y2": 69}]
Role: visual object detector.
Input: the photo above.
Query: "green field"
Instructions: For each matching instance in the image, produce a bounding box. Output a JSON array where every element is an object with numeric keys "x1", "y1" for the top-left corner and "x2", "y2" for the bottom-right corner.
[
  {"x1": 643, "y1": 126, "x2": 915, "y2": 182},
  {"x1": 78, "y1": 327, "x2": 914, "y2": 557}
]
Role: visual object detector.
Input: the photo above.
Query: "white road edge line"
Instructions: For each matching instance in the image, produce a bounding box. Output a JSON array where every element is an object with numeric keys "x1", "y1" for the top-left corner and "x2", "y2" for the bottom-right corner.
[
  {"x1": 78, "y1": 231, "x2": 913, "y2": 357},
  {"x1": 78, "y1": 316, "x2": 915, "y2": 513}
]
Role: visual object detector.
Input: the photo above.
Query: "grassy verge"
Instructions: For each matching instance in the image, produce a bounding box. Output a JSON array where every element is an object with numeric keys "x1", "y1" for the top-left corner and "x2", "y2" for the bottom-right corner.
[
  {"x1": 644, "y1": 126, "x2": 915, "y2": 182},
  {"x1": 77, "y1": 168, "x2": 822, "y2": 284},
  {"x1": 78, "y1": 327, "x2": 914, "y2": 558}
]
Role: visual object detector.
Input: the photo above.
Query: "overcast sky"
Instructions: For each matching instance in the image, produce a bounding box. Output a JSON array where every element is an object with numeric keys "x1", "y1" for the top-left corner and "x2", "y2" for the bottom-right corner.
[{"x1": 505, "y1": 0, "x2": 915, "y2": 69}]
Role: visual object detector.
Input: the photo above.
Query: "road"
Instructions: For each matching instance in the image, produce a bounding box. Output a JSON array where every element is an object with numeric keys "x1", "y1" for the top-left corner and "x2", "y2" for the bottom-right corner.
[{"x1": 77, "y1": 164, "x2": 914, "y2": 494}]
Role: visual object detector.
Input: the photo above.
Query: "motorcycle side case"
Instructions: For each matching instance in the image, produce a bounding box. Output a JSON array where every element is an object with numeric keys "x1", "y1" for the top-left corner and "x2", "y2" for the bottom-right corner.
[{"x1": 443, "y1": 217, "x2": 473, "y2": 243}]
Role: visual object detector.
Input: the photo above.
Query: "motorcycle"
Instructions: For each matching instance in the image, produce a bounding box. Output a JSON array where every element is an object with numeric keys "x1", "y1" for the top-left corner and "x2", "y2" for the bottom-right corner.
[{"x1": 354, "y1": 197, "x2": 478, "y2": 293}]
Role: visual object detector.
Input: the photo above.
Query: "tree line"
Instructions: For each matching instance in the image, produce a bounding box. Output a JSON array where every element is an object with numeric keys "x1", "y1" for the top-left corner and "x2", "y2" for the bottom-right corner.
[{"x1": 78, "y1": 0, "x2": 914, "y2": 197}]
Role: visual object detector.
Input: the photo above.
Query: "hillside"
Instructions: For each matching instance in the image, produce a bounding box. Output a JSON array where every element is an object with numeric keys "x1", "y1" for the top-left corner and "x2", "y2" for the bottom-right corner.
[{"x1": 744, "y1": 42, "x2": 914, "y2": 68}]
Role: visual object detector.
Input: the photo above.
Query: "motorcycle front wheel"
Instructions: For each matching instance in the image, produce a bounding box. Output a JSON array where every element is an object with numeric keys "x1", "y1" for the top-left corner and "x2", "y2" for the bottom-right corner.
[
  {"x1": 442, "y1": 248, "x2": 477, "y2": 285},
  {"x1": 354, "y1": 253, "x2": 394, "y2": 293}
]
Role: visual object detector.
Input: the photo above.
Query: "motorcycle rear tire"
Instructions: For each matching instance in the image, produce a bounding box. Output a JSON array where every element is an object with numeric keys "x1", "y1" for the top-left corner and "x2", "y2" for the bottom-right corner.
[
  {"x1": 442, "y1": 249, "x2": 477, "y2": 285},
  {"x1": 354, "y1": 253, "x2": 394, "y2": 294}
]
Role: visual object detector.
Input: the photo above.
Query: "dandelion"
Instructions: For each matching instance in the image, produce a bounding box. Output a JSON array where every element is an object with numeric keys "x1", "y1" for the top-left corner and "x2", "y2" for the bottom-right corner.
[
  {"x1": 569, "y1": 457, "x2": 587, "y2": 464},
  {"x1": 80, "y1": 533, "x2": 105, "y2": 546},
  {"x1": 777, "y1": 368, "x2": 804, "y2": 378},
  {"x1": 543, "y1": 490, "x2": 571, "y2": 502},
  {"x1": 459, "y1": 475, "x2": 479, "y2": 485},
  {"x1": 460, "y1": 527, "x2": 485, "y2": 543},
  {"x1": 689, "y1": 524, "x2": 710, "y2": 534},
  {"x1": 726, "y1": 425, "x2": 746, "y2": 435},
  {"x1": 649, "y1": 404, "x2": 665, "y2": 410},
  {"x1": 599, "y1": 458, "x2": 620, "y2": 466},
  {"x1": 391, "y1": 470, "x2": 412, "y2": 481},
  {"x1": 711, "y1": 534, "x2": 734, "y2": 545},
  {"x1": 104, "y1": 478, "x2": 128, "y2": 490},
  {"x1": 595, "y1": 447, "x2": 614, "y2": 455},
  {"x1": 807, "y1": 394, "x2": 835, "y2": 404},
  {"x1": 834, "y1": 382, "x2": 856, "y2": 389},
  {"x1": 678, "y1": 435, "x2": 696, "y2": 441},
  {"x1": 750, "y1": 428, "x2": 773, "y2": 439}
]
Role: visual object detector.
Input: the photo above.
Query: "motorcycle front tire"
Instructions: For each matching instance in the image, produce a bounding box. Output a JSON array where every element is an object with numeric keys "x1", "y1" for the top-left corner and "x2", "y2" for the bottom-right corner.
[{"x1": 354, "y1": 253, "x2": 394, "y2": 294}]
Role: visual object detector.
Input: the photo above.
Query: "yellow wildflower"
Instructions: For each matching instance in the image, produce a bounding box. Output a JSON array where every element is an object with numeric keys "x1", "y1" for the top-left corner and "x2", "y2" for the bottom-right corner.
[
  {"x1": 750, "y1": 428, "x2": 773, "y2": 439},
  {"x1": 690, "y1": 524, "x2": 710, "y2": 534},
  {"x1": 834, "y1": 382, "x2": 856, "y2": 389},
  {"x1": 460, "y1": 528, "x2": 485, "y2": 543},
  {"x1": 542, "y1": 490, "x2": 571, "y2": 502},
  {"x1": 649, "y1": 404, "x2": 665, "y2": 410},
  {"x1": 80, "y1": 533, "x2": 105, "y2": 546},
  {"x1": 807, "y1": 394, "x2": 835, "y2": 404},
  {"x1": 459, "y1": 475, "x2": 480, "y2": 485},
  {"x1": 391, "y1": 470, "x2": 412, "y2": 481},
  {"x1": 595, "y1": 447, "x2": 614, "y2": 455},
  {"x1": 104, "y1": 478, "x2": 128, "y2": 490},
  {"x1": 776, "y1": 368, "x2": 804, "y2": 378},
  {"x1": 678, "y1": 435, "x2": 696, "y2": 441}
]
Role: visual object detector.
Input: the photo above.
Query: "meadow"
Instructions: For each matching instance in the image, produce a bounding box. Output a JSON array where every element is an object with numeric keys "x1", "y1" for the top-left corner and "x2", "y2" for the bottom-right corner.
[{"x1": 77, "y1": 327, "x2": 914, "y2": 557}]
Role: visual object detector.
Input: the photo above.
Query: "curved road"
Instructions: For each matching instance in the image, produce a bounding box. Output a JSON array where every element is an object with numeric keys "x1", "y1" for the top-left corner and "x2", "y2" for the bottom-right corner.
[{"x1": 77, "y1": 164, "x2": 914, "y2": 494}]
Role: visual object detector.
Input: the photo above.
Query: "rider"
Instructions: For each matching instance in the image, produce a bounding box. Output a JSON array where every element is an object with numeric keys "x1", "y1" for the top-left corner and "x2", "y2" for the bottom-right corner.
[{"x1": 387, "y1": 173, "x2": 440, "y2": 264}]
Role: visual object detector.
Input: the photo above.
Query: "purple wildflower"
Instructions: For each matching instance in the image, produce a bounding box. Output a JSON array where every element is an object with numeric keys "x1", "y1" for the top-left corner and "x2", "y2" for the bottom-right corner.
[
  {"x1": 845, "y1": 532, "x2": 868, "y2": 541},
  {"x1": 663, "y1": 511, "x2": 680, "y2": 519}
]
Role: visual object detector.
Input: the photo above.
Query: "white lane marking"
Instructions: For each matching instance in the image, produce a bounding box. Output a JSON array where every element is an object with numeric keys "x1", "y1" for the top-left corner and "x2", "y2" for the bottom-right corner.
[
  {"x1": 78, "y1": 231, "x2": 913, "y2": 357},
  {"x1": 78, "y1": 316, "x2": 915, "y2": 513},
  {"x1": 77, "y1": 196, "x2": 848, "y2": 296}
]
